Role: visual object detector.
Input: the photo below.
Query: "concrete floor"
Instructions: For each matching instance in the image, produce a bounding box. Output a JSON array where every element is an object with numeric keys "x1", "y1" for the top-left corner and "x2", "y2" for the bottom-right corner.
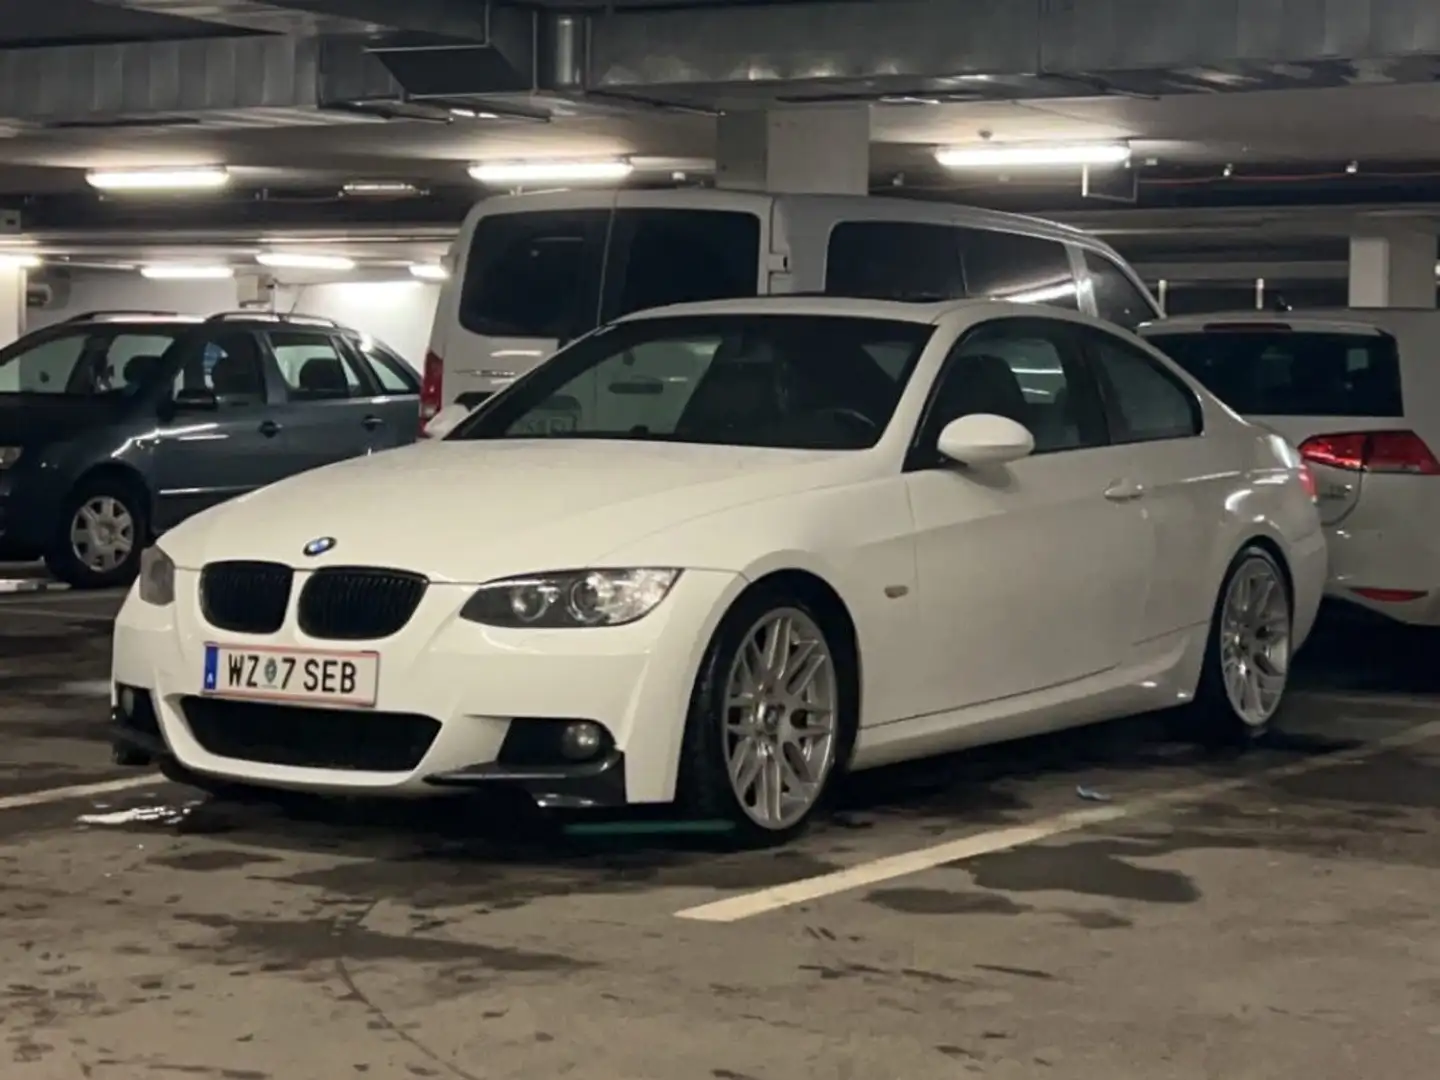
[{"x1": 2, "y1": 580, "x2": 1439, "y2": 1080}]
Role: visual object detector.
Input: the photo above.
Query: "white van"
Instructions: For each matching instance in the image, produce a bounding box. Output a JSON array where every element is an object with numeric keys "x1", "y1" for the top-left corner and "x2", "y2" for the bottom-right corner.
[
  {"x1": 420, "y1": 188, "x2": 1158, "y2": 419},
  {"x1": 1140, "y1": 309, "x2": 1440, "y2": 625}
]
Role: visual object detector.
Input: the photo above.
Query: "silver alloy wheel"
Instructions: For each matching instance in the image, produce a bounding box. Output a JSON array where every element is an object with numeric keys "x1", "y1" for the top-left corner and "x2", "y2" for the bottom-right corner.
[
  {"x1": 70, "y1": 495, "x2": 135, "y2": 573},
  {"x1": 1219, "y1": 556, "x2": 1291, "y2": 727},
  {"x1": 722, "y1": 607, "x2": 839, "y2": 831}
]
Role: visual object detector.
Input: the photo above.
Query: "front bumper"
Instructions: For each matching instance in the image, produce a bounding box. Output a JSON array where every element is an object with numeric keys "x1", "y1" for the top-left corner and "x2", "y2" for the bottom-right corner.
[{"x1": 111, "y1": 567, "x2": 746, "y2": 805}]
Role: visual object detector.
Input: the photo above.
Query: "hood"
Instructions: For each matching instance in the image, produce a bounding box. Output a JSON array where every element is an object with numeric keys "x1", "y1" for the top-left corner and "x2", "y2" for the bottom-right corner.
[
  {"x1": 0, "y1": 394, "x2": 130, "y2": 447},
  {"x1": 162, "y1": 439, "x2": 871, "y2": 580}
]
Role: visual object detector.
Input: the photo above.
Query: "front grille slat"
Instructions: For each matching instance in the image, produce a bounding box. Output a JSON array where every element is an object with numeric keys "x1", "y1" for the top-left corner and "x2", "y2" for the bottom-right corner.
[
  {"x1": 200, "y1": 561, "x2": 293, "y2": 634},
  {"x1": 298, "y1": 567, "x2": 428, "y2": 641},
  {"x1": 181, "y1": 697, "x2": 438, "y2": 771}
]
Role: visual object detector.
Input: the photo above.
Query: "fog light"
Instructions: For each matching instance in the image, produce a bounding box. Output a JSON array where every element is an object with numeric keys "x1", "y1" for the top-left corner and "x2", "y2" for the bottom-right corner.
[
  {"x1": 118, "y1": 686, "x2": 135, "y2": 717},
  {"x1": 560, "y1": 721, "x2": 605, "y2": 761}
]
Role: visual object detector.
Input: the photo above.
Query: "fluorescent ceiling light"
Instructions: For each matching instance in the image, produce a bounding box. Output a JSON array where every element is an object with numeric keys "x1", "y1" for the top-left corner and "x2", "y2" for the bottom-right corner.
[
  {"x1": 0, "y1": 253, "x2": 41, "y2": 269},
  {"x1": 408, "y1": 263, "x2": 449, "y2": 281},
  {"x1": 934, "y1": 143, "x2": 1131, "y2": 168},
  {"x1": 86, "y1": 166, "x2": 230, "y2": 192},
  {"x1": 140, "y1": 264, "x2": 234, "y2": 280},
  {"x1": 997, "y1": 282, "x2": 1078, "y2": 304},
  {"x1": 468, "y1": 158, "x2": 633, "y2": 184},
  {"x1": 256, "y1": 251, "x2": 356, "y2": 270},
  {"x1": 449, "y1": 107, "x2": 499, "y2": 120},
  {"x1": 342, "y1": 180, "x2": 421, "y2": 196}
]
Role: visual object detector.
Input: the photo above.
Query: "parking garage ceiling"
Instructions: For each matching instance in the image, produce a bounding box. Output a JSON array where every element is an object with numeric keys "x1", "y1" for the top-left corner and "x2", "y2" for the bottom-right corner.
[{"x1": 7, "y1": 0, "x2": 1440, "y2": 269}]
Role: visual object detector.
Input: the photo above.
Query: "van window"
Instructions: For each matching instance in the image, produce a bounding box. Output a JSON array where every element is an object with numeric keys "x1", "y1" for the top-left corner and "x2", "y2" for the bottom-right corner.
[
  {"x1": 604, "y1": 210, "x2": 761, "y2": 319},
  {"x1": 459, "y1": 210, "x2": 606, "y2": 340},
  {"x1": 957, "y1": 228, "x2": 1078, "y2": 309},
  {"x1": 824, "y1": 221, "x2": 1077, "y2": 309},
  {"x1": 825, "y1": 222, "x2": 965, "y2": 299},
  {"x1": 1147, "y1": 329, "x2": 1403, "y2": 417},
  {"x1": 1082, "y1": 250, "x2": 1154, "y2": 329}
]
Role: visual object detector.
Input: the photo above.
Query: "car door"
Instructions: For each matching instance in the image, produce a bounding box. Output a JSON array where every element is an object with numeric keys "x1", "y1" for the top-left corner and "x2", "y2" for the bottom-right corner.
[
  {"x1": 263, "y1": 328, "x2": 377, "y2": 473},
  {"x1": 903, "y1": 315, "x2": 1152, "y2": 715},
  {"x1": 342, "y1": 335, "x2": 422, "y2": 449},
  {"x1": 151, "y1": 329, "x2": 292, "y2": 528},
  {"x1": 1078, "y1": 325, "x2": 1212, "y2": 638}
]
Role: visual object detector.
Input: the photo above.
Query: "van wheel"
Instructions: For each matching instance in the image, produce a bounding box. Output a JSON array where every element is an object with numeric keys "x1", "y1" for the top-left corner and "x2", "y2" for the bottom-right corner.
[
  {"x1": 676, "y1": 587, "x2": 858, "y2": 846},
  {"x1": 45, "y1": 477, "x2": 148, "y2": 589},
  {"x1": 1178, "y1": 545, "x2": 1293, "y2": 748}
]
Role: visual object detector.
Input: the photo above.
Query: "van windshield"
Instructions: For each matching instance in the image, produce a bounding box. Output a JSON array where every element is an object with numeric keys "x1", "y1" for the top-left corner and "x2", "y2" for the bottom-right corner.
[
  {"x1": 1148, "y1": 329, "x2": 1403, "y2": 417},
  {"x1": 448, "y1": 313, "x2": 934, "y2": 451},
  {"x1": 0, "y1": 325, "x2": 182, "y2": 398},
  {"x1": 457, "y1": 208, "x2": 761, "y2": 339}
]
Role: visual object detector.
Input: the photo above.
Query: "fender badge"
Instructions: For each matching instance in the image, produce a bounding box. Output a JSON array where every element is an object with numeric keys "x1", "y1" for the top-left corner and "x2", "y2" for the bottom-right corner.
[{"x1": 303, "y1": 537, "x2": 336, "y2": 557}]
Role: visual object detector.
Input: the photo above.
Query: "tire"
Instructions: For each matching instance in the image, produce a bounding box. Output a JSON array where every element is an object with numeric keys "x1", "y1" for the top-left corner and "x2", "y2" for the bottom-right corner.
[
  {"x1": 45, "y1": 475, "x2": 149, "y2": 589},
  {"x1": 1177, "y1": 544, "x2": 1293, "y2": 748},
  {"x1": 675, "y1": 585, "x2": 859, "y2": 845}
]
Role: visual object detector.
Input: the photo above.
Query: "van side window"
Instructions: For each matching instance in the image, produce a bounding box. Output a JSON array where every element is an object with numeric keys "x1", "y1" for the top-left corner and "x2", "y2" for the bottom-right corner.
[
  {"x1": 825, "y1": 222, "x2": 965, "y2": 300},
  {"x1": 459, "y1": 210, "x2": 607, "y2": 340},
  {"x1": 604, "y1": 210, "x2": 761, "y2": 319},
  {"x1": 1082, "y1": 250, "x2": 1155, "y2": 329},
  {"x1": 956, "y1": 229, "x2": 1079, "y2": 309}
]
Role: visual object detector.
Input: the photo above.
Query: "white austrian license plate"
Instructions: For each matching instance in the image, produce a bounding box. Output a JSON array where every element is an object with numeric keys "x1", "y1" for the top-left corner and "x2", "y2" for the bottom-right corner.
[{"x1": 202, "y1": 644, "x2": 379, "y2": 707}]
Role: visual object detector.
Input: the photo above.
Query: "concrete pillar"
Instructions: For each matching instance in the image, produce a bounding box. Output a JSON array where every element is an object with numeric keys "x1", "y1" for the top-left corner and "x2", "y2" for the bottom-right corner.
[
  {"x1": 0, "y1": 268, "x2": 25, "y2": 346},
  {"x1": 1349, "y1": 231, "x2": 1436, "y2": 308},
  {"x1": 715, "y1": 104, "x2": 869, "y2": 195}
]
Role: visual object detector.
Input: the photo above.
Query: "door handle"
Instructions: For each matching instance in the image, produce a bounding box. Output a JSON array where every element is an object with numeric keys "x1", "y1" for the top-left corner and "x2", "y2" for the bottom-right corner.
[
  {"x1": 361, "y1": 414, "x2": 385, "y2": 430},
  {"x1": 1104, "y1": 479, "x2": 1146, "y2": 502},
  {"x1": 257, "y1": 420, "x2": 282, "y2": 438}
]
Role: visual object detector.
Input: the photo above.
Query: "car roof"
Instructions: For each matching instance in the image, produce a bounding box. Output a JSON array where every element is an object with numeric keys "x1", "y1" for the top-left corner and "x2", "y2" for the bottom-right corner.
[
  {"x1": 1138, "y1": 311, "x2": 1390, "y2": 337},
  {"x1": 51, "y1": 311, "x2": 357, "y2": 333},
  {"x1": 613, "y1": 294, "x2": 1067, "y2": 325}
]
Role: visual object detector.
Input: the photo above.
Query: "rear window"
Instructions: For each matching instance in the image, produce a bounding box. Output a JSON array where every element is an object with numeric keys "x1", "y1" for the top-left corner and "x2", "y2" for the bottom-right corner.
[
  {"x1": 1147, "y1": 329, "x2": 1403, "y2": 417},
  {"x1": 459, "y1": 208, "x2": 762, "y2": 340}
]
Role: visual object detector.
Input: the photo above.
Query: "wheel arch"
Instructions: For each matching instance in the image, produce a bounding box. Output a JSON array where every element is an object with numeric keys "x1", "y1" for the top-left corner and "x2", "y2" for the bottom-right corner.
[{"x1": 69, "y1": 461, "x2": 155, "y2": 527}]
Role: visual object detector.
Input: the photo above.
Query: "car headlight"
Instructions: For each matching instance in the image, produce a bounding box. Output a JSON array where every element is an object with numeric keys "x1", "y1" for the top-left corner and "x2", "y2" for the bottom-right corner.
[
  {"x1": 460, "y1": 568, "x2": 681, "y2": 628},
  {"x1": 137, "y1": 546, "x2": 175, "y2": 606},
  {"x1": 0, "y1": 446, "x2": 20, "y2": 470}
]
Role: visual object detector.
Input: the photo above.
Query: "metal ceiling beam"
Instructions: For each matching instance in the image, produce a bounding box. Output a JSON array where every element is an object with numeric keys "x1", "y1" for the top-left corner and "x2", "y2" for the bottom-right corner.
[
  {"x1": 86, "y1": 0, "x2": 496, "y2": 38},
  {"x1": 581, "y1": 0, "x2": 1440, "y2": 100},
  {"x1": 0, "y1": 35, "x2": 400, "y2": 126}
]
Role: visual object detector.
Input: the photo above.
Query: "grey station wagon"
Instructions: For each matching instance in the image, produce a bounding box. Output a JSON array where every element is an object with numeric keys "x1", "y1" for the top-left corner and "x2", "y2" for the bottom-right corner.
[{"x1": 0, "y1": 310, "x2": 420, "y2": 588}]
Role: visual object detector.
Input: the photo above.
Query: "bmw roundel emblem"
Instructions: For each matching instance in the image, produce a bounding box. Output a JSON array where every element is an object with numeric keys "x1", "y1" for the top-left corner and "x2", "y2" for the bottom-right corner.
[{"x1": 303, "y1": 536, "x2": 336, "y2": 557}]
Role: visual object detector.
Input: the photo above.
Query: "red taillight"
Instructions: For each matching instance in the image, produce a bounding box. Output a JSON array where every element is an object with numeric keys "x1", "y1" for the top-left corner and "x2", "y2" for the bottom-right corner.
[
  {"x1": 1297, "y1": 430, "x2": 1440, "y2": 475},
  {"x1": 419, "y1": 350, "x2": 443, "y2": 423}
]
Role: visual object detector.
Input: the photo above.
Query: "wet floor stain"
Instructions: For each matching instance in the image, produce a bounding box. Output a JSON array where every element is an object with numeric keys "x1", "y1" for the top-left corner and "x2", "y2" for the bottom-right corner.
[
  {"x1": 178, "y1": 912, "x2": 592, "y2": 972},
  {"x1": 865, "y1": 887, "x2": 1027, "y2": 916},
  {"x1": 958, "y1": 839, "x2": 1206, "y2": 904},
  {"x1": 150, "y1": 849, "x2": 284, "y2": 872}
]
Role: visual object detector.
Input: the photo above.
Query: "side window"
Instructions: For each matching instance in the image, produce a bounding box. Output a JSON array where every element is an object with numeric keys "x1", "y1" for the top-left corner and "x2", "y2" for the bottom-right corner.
[
  {"x1": 957, "y1": 229, "x2": 1079, "y2": 309},
  {"x1": 103, "y1": 333, "x2": 178, "y2": 392},
  {"x1": 269, "y1": 331, "x2": 365, "y2": 401},
  {"x1": 923, "y1": 319, "x2": 1106, "y2": 455},
  {"x1": 0, "y1": 333, "x2": 87, "y2": 393},
  {"x1": 459, "y1": 210, "x2": 606, "y2": 340},
  {"x1": 1085, "y1": 329, "x2": 1202, "y2": 443},
  {"x1": 1082, "y1": 250, "x2": 1155, "y2": 330},
  {"x1": 825, "y1": 221, "x2": 964, "y2": 300},
  {"x1": 351, "y1": 337, "x2": 418, "y2": 394},
  {"x1": 604, "y1": 210, "x2": 761, "y2": 319},
  {"x1": 173, "y1": 331, "x2": 267, "y2": 406}
]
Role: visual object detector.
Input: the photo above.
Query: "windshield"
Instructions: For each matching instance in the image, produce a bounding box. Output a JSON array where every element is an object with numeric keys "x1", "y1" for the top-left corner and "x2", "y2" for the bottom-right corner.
[
  {"x1": 0, "y1": 325, "x2": 183, "y2": 398},
  {"x1": 448, "y1": 313, "x2": 935, "y2": 450},
  {"x1": 1149, "y1": 329, "x2": 1403, "y2": 417}
]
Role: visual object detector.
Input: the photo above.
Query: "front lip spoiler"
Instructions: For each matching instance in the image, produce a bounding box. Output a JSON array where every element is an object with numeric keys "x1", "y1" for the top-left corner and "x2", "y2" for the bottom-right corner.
[{"x1": 424, "y1": 750, "x2": 626, "y2": 809}]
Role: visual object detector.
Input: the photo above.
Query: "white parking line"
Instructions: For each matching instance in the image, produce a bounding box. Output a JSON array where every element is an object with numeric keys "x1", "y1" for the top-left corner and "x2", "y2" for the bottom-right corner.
[
  {"x1": 675, "y1": 716, "x2": 1440, "y2": 923},
  {"x1": 0, "y1": 774, "x2": 164, "y2": 813}
]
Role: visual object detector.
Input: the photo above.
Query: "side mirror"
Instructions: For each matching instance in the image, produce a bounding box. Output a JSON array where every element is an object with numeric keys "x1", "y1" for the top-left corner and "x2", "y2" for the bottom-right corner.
[
  {"x1": 171, "y1": 388, "x2": 219, "y2": 412},
  {"x1": 421, "y1": 402, "x2": 470, "y2": 440},
  {"x1": 936, "y1": 414, "x2": 1034, "y2": 467}
]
